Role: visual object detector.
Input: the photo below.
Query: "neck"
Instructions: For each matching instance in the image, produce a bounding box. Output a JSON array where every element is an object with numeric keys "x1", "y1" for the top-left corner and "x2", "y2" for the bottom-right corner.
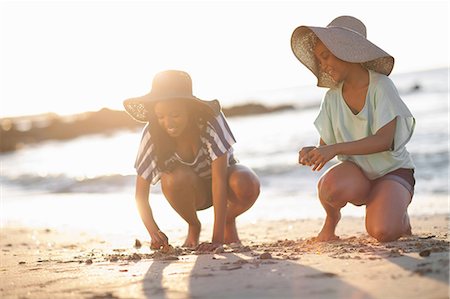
[
  {"x1": 343, "y1": 64, "x2": 369, "y2": 89},
  {"x1": 173, "y1": 122, "x2": 199, "y2": 147}
]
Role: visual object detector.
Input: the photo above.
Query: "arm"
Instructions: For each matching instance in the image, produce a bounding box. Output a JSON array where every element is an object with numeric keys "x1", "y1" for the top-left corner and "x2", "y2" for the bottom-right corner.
[
  {"x1": 135, "y1": 175, "x2": 168, "y2": 249},
  {"x1": 309, "y1": 118, "x2": 397, "y2": 171}
]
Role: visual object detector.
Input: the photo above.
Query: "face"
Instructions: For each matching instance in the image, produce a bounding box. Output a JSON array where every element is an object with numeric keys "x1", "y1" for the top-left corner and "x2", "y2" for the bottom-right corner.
[
  {"x1": 313, "y1": 39, "x2": 349, "y2": 83},
  {"x1": 153, "y1": 100, "x2": 190, "y2": 138}
]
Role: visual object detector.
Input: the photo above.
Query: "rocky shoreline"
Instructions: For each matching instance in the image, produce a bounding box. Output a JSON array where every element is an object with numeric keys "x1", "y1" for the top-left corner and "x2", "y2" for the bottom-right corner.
[{"x1": 0, "y1": 103, "x2": 294, "y2": 152}]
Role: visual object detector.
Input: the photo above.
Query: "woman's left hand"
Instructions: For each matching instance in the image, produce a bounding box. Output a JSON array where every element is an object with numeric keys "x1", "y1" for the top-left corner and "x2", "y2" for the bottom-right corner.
[
  {"x1": 196, "y1": 242, "x2": 223, "y2": 252},
  {"x1": 308, "y1": 145, "x2": 337, "y2": 171}
]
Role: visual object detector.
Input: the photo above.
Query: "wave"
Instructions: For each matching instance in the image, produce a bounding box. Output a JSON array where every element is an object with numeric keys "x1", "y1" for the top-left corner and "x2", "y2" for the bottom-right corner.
[
  {"x1": 2, "y1": 149, "x2": 447, "y2": 195},
  {"x1": 1, "y1": 173, "x2": 137, "y2": 194}
]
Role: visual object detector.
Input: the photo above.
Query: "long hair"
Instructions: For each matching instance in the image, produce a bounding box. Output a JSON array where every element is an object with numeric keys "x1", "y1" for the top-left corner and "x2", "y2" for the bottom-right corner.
[{"x1": 148, "y1": 99, "x2": 210, "y2": 172}]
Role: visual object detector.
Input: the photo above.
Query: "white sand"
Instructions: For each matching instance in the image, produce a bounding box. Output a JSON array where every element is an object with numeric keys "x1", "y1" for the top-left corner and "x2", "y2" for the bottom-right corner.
[{"x1": 1, "y1": 214, "x2": 449, "y2": 299}]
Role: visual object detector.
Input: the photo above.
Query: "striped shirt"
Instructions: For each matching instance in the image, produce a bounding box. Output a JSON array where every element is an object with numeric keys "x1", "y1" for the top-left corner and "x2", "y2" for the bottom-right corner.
[{"x1": 134, "y1": 112, "x2": 237, "y2": 185}]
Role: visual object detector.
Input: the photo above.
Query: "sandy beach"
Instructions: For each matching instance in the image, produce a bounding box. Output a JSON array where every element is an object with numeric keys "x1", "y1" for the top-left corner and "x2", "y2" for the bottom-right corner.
[
  {"x1": 1, "y1": 1, "x2": 448, "y2": 297},
  {"x1": 1, "y1": 214, "x2": 448, "y2": 299}
]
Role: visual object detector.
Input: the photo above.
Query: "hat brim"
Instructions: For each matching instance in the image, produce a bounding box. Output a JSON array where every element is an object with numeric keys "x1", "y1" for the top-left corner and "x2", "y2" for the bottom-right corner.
[
  {"x1": 291, "y1": 26, "x2": 394, "y2": 88},
  {"x1": 123, "y1": 94, "x2": 221, "y2": 123}
]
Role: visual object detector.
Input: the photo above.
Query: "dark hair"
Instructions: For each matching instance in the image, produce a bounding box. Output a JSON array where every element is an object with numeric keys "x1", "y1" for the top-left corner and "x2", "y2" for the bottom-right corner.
[{"x1": 148, "y1": 99, "x2": 210, "y2": 171}]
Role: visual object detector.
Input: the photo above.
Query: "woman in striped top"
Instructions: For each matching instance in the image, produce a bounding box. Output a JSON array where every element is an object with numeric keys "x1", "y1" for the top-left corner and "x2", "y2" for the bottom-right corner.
[{"x1": 124, "y1": 70, "x2": 260, "y2": 252}]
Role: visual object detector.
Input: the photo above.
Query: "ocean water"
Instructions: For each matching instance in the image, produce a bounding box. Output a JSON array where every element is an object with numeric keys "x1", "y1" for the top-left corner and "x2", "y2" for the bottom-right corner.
[{"x1": 1, "y1": 68, "x2": 448, "y2": 239}]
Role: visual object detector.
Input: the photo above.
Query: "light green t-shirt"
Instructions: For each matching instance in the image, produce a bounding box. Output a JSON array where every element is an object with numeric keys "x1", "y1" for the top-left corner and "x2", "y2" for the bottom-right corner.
[{"x1": 314, "y1": 70, "x2": 415, "y2": 180}]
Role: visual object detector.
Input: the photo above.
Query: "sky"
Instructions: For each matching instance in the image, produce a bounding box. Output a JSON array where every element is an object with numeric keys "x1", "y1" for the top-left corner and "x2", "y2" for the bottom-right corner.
[{"x1": 0, "y1": 0, "x2": 449, "y2": 118}]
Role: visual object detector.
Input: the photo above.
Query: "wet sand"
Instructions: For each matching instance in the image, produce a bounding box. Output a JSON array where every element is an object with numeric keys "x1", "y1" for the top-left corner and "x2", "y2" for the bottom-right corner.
[{"x1": 1, "y1": 214, "x2": 448, "y2": 299}]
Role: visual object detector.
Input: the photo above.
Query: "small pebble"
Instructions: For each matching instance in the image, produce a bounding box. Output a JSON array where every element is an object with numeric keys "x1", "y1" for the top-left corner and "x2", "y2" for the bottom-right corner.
[
  {"x1": 214, "y1": 246, "x2": 224, "y2": 254},
  {"x1": 419, "y1": 249, "x2": 431, "y2": 257},
  {"x1": 134, "y1": 239, "x2": 142, "y2": 248},
  {"x1": 129, "y1": 253, "x2": 141, "y2": 261},
  {"x1": 259, "y1": 252, "x2": 272, "y2": 259}
]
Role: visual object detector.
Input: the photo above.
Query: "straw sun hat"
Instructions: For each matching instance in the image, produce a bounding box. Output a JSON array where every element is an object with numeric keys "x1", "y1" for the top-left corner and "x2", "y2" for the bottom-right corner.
[
  {"x1": 123, "y1": 70, "x2": 220, "y2": 123},
  {"x1": 291, "y1": 15, "x2": 395, "y2": 88}
]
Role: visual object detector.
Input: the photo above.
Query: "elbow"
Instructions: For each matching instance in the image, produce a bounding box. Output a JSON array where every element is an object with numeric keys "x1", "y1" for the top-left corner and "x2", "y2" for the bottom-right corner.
[
  {"x1": 381, "y1": 139, "x2": 394, "y2": 152},
  {"x1": 135, "y1": 195, "x2": 147, "y2": 203},
  {"x1": 376, "y1": 135, "x2": 394, "y2": 152},
  {"x1": 135, "y1": 192, "x2": 149, "y2": 205},
  {"x1": 378, "y1": 142, "x2": 391, "y2": 152}
]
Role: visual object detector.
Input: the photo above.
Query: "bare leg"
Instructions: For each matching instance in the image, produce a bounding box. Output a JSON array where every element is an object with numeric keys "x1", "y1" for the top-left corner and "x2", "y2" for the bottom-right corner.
[
  {"x1": 161, "y1": 166, "x2": 210, "y2": 248},
  {"x1": 224, "y1": 165, "x2": 260, "y2": 244},
  {"x1": 316, "y1": 161, "x2": 371, "y2": 241},
  {"x1": 316, "y1": 200, "x2": 341, "y2": 242},
  {"x1": 183, "y1": 225, "x2": 201, "y2": 248},
  {"x1": 403, "y1": 213, "x2": 412, "y2": 236},
  {"x1": 365, "y1": 180, "x2": 412, "y2": 242}
]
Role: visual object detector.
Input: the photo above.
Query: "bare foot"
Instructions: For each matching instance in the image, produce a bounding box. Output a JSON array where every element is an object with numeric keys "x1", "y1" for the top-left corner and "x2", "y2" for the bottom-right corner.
[
  {"x1": 315, "y1": 212, "x2": 341, "y2": 242},
  {"x1": 182, "y1": 223, "x2": 201, "y2": 248},
  {"x1": 402, "y1": 213, "x2": 412, "y2": 236},
  {"x1": 224, "y1": 219, "x2": 240, "y2": 245}
]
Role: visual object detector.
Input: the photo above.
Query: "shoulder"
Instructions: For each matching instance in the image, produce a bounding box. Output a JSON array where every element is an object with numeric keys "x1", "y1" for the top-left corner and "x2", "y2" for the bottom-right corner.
[
  {"x1": 323, "y1": 82, "x2": 342, "y2": 102},
  {"x1": 141, "y1": 123, "x2": 151, "y2": 137},
  {"x1": 203, "y1": 112, "x2": 236, "y2": 145},
  {"x1": 368, "y1": 71, "x2": 408, "y2": 112},
  {"x1": 138, "y1": 123, "x2": 153, "y2": 145},
  {"x1": 324, "y1": 86, "x2": 340, "y2": 99},
  {"x1": 205, "y1": 112, "x2": 231, "y2": 131},
  {"x1": 370, "y1": 71, "x2": 399, "y2": 95},
  {"x1": 142, "y1": 122, "x2": 151, "y2": 133},
  {"x1": 320, "y1": 86, "x2": 341, "y2": 110}
]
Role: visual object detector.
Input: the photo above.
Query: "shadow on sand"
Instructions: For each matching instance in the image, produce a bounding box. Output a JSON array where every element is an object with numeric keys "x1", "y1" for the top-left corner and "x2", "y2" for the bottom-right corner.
[
  {"x1": 142, "y1": 249, "x2": 373, "y2": 299},
  {"x1": 140, "y1": 232, "x2": 449, "y2": 299}
]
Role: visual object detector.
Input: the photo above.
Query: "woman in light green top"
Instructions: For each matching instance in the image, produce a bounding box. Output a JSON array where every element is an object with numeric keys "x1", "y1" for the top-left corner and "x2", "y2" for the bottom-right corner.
[{"x1": 291, "y1": 16, "x2": 415, "y2": 242}]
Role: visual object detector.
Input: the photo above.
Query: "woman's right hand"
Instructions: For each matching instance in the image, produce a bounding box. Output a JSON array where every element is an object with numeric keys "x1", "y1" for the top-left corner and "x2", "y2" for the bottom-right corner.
[
  {"x1": 298, "y1": 146, "x2": 316, "y2": 165},
  {"x1": 150, "y1": 230, "x2": 169, "y2": 250}
]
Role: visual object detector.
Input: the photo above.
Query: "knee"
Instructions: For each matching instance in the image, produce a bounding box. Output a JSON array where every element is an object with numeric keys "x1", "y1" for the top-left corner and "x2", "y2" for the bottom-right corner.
[
  {"x1": 317, "y1": 174, "x2": 343, "y2": 206},
  {"x1": 229, "y1": 171, "x2": 260, "y2": 201},
  {"x1": 161, "y1": 167, "x2": 196, "y2": 194},
  {"x1": 366, "y1": 225, "x2": 401, "y2": 243}
]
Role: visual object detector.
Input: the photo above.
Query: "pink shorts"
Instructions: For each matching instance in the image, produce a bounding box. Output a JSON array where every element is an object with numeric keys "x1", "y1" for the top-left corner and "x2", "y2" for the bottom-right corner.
[{"x1": 372, "y1": 168, "x2": 415, "y2": 196}]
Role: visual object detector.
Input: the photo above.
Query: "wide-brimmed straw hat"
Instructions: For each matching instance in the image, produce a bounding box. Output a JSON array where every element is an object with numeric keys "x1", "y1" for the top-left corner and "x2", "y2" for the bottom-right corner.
[
  {"x1": 123, "y1": 70, "x2": 221, "y2": 123},
  {"x1": 291, "y1": 15, "x2": 394, "y2": 88}
]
